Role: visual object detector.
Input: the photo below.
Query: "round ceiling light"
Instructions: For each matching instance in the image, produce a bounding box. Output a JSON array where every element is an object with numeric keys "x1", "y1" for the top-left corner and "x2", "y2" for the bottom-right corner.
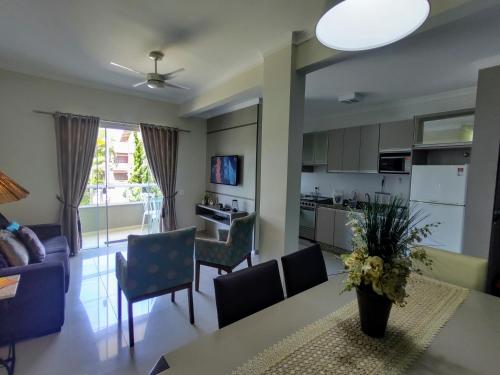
[{"x1": 316, "y1": 0, "x2": 430, "y2": 51}]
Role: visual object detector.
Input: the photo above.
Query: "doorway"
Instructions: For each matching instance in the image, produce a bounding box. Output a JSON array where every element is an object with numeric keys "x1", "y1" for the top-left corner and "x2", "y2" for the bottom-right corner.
[{"x1": 79, "y1": 124, "x2": 162, "y2": 250}]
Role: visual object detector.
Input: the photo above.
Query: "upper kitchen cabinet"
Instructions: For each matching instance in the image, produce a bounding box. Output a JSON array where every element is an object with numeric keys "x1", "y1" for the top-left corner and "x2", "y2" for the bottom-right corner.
[
  {"x1": 379, "y1": 120, "x2": 414, "y2": 152},
  {"x1": 414, "y1": 109, "x2": 475, "y2": 148},
  {"x1": 342, "y1": 127, "x2": 361, "y2": 172},
  {"x1": 302, "y1": 132, "x2": 328, "y2": 166},
  {"x1": 327, "y1": 129, "x2": 344, "y2": 172},
  {"x1": 359, "y1": 124, "x2": 380, "y2": 173}
]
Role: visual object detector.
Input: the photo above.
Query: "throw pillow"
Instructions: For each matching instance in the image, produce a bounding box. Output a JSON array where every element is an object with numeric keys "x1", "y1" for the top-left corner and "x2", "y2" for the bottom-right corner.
[
  {"x1": 0, "y1": 212, "x2": 9, "y2": 230},
  {"x1": 6, "y1": 221, "x2": 20, "y2": 233},
  {"x1": 0, "y1": 230, "x2": 29, "y2": 267},
  {"x1": 16, "y1": 226, "x2": 46, "y2": 263}
]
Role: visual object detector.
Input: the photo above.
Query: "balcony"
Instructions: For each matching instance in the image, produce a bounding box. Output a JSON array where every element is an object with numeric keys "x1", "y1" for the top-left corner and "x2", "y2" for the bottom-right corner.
[{"x1": 80, "y1": 183, "x2": 162, "y2": 250}]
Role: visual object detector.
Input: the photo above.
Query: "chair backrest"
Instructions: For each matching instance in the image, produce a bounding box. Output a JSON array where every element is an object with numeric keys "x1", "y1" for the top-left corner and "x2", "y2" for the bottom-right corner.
[
  {"x1": 126, "y1": 226, "x2": 196, "y2": 296},
  {"x1": 226, "y1": 213, "x2": 256, "y2": 260},
  {"x1": 414, "y1": 246, "x2": 487, "y2": 291},
  {"x1": 281, "y1": 244, "x2": 328, "y2": 297},
  {"x1": 214, "y1": 259, "x2": 284, "y2": 329}
]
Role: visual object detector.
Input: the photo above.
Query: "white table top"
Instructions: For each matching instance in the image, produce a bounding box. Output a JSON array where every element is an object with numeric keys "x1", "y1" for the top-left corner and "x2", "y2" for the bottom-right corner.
[
  {"x1": 155, "y1": 274, "x2": 500, "y2": 375},
  {"x1": 0, "y1": 274, "x2": 20, "y2": 301}
]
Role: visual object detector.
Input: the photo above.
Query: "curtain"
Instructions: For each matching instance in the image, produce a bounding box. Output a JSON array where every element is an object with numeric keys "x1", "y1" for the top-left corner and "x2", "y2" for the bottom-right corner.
[
  {"x1": 140, "y1": 123, "x2": 179, "y2": 232},
  {"x1": 54, "y1": 112, "x2": 99, "y2": 256}
]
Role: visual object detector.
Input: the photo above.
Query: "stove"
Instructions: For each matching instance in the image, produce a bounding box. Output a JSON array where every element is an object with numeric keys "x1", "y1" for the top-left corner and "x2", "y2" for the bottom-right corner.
[{"x1": 299, "y1": 196, "x2": 333, "y2": 241}]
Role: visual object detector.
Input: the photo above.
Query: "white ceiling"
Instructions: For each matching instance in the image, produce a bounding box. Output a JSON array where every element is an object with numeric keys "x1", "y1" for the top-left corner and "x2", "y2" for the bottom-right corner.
[
  {"x1": 305, "y1": 4, "x2": 500, "y2": 120},
  {"x1": 0, "y1": 0, "x2": 329, "y2": 104}
]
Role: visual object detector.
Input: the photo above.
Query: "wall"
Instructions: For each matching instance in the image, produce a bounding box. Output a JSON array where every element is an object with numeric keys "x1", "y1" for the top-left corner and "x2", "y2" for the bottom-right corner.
[
  {"x1": 0, "y1": 69, "x2": 206, "y2": 230},
  {"x1": 301, "y1": 167, "x2": 411, "y2": 201},
  {"x1": 464, "y1": 65, "x2": 500, "y2": 258},
  {"x1": 205, "y1": 105, "x2": 259, "y2": 236}
]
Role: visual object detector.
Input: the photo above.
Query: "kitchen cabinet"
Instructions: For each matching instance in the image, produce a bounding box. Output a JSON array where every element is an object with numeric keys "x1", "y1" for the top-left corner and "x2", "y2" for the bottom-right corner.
[
  {"x1": 327, "y1": 129, "x2": 344, "y2": 171},
  {"x1": 379, "y1": 120, "x2": 414, "y2": 151},
  {"x1": 359, "y1": 124, "x2": 380, "y2": 172},
  {"x1": 315, "y1": 206, "x2": 335, "y2": 246},
  {"x1": 342, "y1": 127, "x2": 361, "y2": 172},
  {"x1": 333, "y1": 209, "x2": 352, "y2": 250},
  {"x1": 303, "y1": 132, "x2": 328, "y2": 166}
]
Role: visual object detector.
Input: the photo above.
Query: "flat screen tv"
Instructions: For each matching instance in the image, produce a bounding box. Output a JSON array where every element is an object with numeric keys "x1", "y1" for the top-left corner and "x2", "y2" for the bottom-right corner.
[{"x1": 210, "y1": 155, "x2": 239, "y2": 186}]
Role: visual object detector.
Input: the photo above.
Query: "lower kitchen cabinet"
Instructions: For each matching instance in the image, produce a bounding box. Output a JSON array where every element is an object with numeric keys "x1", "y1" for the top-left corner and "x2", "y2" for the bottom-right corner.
[
  {"x1": 315, "y1": 206, "x2": 335, "y2": 245},
  {"x1": 333, "y1": 209, "x2": 351, "y2": 251}
]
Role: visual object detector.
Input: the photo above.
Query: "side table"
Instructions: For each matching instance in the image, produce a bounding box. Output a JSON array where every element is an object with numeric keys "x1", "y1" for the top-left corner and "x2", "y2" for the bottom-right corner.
[{"x1": 0, "y1": 274, "x2": 20, "y2": 375}]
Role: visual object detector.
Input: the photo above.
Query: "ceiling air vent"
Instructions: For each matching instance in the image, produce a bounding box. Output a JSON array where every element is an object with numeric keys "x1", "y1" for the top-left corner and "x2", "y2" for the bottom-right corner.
[{"x1": 338, "y1": 93, "x2": 363, "y2": 104}]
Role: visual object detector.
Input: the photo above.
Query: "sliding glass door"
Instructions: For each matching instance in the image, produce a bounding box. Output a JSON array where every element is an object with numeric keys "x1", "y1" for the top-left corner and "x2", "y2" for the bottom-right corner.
[{"x1": 80, "y1": 124, "x2": 162, "y2": 250}]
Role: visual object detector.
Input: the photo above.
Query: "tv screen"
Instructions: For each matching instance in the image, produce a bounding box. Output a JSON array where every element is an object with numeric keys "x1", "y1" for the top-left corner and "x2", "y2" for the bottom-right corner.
[{"x1": 210, "y1": 155, "x2": 238, "y2": 186}]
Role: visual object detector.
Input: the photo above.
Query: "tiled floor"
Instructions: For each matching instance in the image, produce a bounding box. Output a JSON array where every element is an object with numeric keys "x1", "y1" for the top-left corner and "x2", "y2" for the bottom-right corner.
[{"x1": 9, "y1": 242, "x2": 345, "y2": 375}]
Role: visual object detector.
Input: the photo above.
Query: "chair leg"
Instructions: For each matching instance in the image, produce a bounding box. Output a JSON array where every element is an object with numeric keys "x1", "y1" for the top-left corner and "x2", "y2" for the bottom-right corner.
[
  {"x1": 195, "y1": 260, "x2": 201, "y2": 292},
  {"x1": 246, "y1": 254, "x2": 252, "y2": 267},
  {"x1": 218, "y1": 268, "x2": 222, "y2": 275},
  {"x1": 188, "y1": 286, "x2": 194, "y2": 324},
  {"x1": 128, "y1": 301, "x2": 134, "y2": 347},
  {"x1": 171, "y1": 291, "x2": 175, "y2": 303},
  {"x1": 117, "y1": 285, "x2": 122, "y2": 322}
]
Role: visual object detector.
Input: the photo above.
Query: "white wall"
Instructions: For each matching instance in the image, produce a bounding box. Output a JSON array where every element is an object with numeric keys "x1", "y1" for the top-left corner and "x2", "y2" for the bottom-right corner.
[
  {"x1": 301, "y1": 167, "x2": 411, "y2": 201},
  {"x1": 0, "y1": 69, "x2": 206, "y2": 229}
]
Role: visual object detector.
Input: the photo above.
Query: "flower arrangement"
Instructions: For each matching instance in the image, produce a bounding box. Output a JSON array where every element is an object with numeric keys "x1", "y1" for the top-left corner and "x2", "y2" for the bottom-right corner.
[{"x1": 341, "y1": 196, "x2": 437, "y2": 307}]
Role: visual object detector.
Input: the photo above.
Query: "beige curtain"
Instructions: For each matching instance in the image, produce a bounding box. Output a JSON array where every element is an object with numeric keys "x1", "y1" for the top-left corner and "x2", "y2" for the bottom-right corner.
[
  {"x1": 54, "y1": 112, "x2": 99, "y2": 255},
  {"x1": 140, "y1": 123, "x2": 179, "y2": 232}
]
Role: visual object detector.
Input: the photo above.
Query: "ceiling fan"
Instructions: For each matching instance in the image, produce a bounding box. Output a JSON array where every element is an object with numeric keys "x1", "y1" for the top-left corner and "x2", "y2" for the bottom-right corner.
[{"x1": 111, "y1": 51, "x2": 189, "y2": 90}]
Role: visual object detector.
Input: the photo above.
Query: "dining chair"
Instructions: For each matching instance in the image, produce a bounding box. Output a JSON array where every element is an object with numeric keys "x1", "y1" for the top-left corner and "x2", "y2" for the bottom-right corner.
[
  {"x1": 281, "y1": 244, "x2": 328, "y2": 297},
  {"x1": 213, "y1": 259, "x2": 284, "y2": 329},
  {"x1": 414, "y1": 245, "x2": 487, "y2": 291},
  {"x1": 195, "y1": 213, "x2": 256, "y2": 291},
  {"x1": 116, "y1": 226, "x2": 196, "y2": 347}
]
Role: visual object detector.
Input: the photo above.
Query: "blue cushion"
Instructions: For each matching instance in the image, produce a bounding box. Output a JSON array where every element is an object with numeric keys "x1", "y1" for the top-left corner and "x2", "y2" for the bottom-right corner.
[{"x1": 6, "y1": 221, "x2": 20, "y2": 232}]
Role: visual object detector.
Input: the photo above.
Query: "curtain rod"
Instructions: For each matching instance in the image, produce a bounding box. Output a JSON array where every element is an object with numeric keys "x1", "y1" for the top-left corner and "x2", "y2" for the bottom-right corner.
[{"x1": 33, "y1": 110, "x2": 191, "y2": 133}]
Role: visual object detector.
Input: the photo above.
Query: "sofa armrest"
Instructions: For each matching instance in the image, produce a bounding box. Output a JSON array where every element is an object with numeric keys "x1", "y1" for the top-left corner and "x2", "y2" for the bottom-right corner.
[
  {"x1": 116, "y1": 252, "x2": 128, "y2": 290},
  {"x1": 27, "y1": 223, "x2": 62, "y2": 241},
  {"x1": 0, "y1": 262, "x2": 65, "y2": 344}
]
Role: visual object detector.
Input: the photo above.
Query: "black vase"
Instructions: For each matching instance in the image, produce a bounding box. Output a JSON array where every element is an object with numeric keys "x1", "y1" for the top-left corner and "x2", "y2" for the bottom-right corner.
[{"x1": 356, "y1": 286, "x2": 393, "y2": 338}]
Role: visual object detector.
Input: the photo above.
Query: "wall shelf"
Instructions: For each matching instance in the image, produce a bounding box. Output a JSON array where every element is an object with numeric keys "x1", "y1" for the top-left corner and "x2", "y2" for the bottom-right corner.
[{"x1": 196, "y1": 204, "x2": 248, "y2": 228}]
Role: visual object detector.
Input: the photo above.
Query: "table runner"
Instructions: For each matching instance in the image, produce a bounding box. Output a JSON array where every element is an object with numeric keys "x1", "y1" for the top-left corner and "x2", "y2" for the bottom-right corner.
[{"x1": 232, "y1": 275, "x2": 469, "y2": 375}]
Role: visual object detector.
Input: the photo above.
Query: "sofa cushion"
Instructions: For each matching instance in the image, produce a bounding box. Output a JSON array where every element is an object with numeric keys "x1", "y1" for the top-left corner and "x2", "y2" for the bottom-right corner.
[
  {"x1": 17, "y1": 226, "x2": 46, "y2": 263},
  {"x1": 42, "y1": 236, "x2": 70, "y2": 255},
  {"x1": 45, "y1": 252, "x2": 70, "y2": 292},
  {"x1": 0, "y1": 252, "x2": 8, "y2": 270},
  {"x1": 0, "y1": 230, "x2": 29, "y2": 266}
]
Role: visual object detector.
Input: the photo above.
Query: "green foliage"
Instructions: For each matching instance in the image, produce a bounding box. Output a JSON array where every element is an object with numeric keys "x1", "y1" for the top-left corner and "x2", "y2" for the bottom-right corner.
[
  {"x1": 129, "y1": 132, "x2": 151, "y2": 184},
  {"x1": 342, "y1": 196, "x2": 438, "y2": 306}
]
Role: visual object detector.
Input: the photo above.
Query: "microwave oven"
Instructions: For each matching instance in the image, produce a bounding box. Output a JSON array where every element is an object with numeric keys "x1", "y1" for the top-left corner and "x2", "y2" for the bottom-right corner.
[{"x1": 379, "y1": 152, "x2": 411, "y2": 174}]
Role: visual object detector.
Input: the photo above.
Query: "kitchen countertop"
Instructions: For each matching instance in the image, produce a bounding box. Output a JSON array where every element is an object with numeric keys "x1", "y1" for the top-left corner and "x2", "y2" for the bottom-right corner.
[{"x1": 317, "y1": 203, "x2": 364, "y2": 213}]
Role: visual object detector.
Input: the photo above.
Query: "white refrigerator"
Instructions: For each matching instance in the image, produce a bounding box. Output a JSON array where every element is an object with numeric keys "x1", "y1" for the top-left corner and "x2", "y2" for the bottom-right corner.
[{"x1": 410, "y1": 165, "x2": 468, "y2": 253}]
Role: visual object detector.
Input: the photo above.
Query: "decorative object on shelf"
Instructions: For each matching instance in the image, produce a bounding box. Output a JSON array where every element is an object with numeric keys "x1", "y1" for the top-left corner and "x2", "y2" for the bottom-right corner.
[
  {"x1": 232, "y1": 199, "x2": 239, "y2": 212},
  {"x1": 201, "y1": 193, "x2": 209, "y2": 206},
  {"x1": 0, "y1": 171, "x2": 29, "y2": 204},
  {"x1": 341, "y1": 196, "x2": 437, "y2": 337},
  {"x1": 316, "y1": 0, "x2": 430, "y2": 52}
]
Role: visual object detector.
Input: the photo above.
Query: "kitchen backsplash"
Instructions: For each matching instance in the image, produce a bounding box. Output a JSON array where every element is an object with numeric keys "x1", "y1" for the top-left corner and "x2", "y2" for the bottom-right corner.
[{"x1": 301, "y1": 166, "x2": 410, "y2": 201}]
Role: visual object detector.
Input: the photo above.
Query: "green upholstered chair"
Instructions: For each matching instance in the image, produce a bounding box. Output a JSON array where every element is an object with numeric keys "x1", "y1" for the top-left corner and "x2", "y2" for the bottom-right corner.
[
  {"x1": 195, "y1": 213, "x2": 256, "y2": 292},
  {"x1": 414, "y1": 246, "x2": 488, "y2": 291},
  {"x1": 116, "y1": 226, "x2": 196, "y2": 347}
]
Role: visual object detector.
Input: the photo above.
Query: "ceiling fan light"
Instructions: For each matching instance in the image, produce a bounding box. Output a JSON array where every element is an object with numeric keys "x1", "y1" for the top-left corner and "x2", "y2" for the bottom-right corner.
[
  {"x1": 147, "y1": 80, "x2": 164, "y2": 89},
  {"x1": 316, "y1": 0, "x2": 430, "y2": 51}
]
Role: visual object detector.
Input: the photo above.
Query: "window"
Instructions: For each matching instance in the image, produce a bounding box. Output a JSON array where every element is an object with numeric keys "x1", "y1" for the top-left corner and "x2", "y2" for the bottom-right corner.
[{"x1": 113, "y1": 171, "x2": 128, "y2": 181}]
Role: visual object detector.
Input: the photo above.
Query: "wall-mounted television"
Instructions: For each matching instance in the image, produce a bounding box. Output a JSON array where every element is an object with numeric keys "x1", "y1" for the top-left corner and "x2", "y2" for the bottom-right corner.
[{"x1": 210, "y1": 155, "x2": 239, "y2": 186}]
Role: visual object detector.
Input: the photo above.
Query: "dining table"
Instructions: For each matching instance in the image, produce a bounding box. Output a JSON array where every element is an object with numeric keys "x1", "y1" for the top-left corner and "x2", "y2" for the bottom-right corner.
[{"x1": 151, "y1": 274, "x2": 500, "y2": 375}]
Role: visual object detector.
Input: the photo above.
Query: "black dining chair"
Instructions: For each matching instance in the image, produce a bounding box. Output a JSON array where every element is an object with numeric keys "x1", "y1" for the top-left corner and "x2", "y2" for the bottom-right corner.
[
  {"x1": 213, "y1": 260, "x2": 284, "y2": 329},
  {"x1": 281, "y1": 244, "x2": 328, "y2": 297}
]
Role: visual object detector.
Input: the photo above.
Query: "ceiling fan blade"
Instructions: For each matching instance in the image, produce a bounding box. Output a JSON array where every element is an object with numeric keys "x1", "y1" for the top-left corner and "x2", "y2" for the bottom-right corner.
[
  {"x1": 165, "y1": 82, "x2": 190, "y2": 90},
  {"x1": 110, "y1": 62, "x2": 144, "y2": 76},
  {"x1": 133, "y1": 81, "x2": 148, "y2": 87},
  {"x1": 162, "y1": 68, "x2": 185, "y2": 78}
]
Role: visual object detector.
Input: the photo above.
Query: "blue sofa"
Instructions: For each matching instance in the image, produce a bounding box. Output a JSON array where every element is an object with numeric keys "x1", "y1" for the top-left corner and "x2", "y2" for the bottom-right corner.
[{"x1": 0, "y1": 218, "x2": 69, "y2": 346}]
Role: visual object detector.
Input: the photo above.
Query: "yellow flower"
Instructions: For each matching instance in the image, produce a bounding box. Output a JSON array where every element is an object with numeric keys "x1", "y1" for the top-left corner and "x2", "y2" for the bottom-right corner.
[{"x1": 362, "y1": 256, "x2": 384, "y2": 279}]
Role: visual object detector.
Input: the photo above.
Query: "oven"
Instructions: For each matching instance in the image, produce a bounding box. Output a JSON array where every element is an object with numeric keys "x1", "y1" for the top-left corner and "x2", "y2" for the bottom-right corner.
[{"x1": 299, "y1": 203, "x2": 316, "y2": 241}]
